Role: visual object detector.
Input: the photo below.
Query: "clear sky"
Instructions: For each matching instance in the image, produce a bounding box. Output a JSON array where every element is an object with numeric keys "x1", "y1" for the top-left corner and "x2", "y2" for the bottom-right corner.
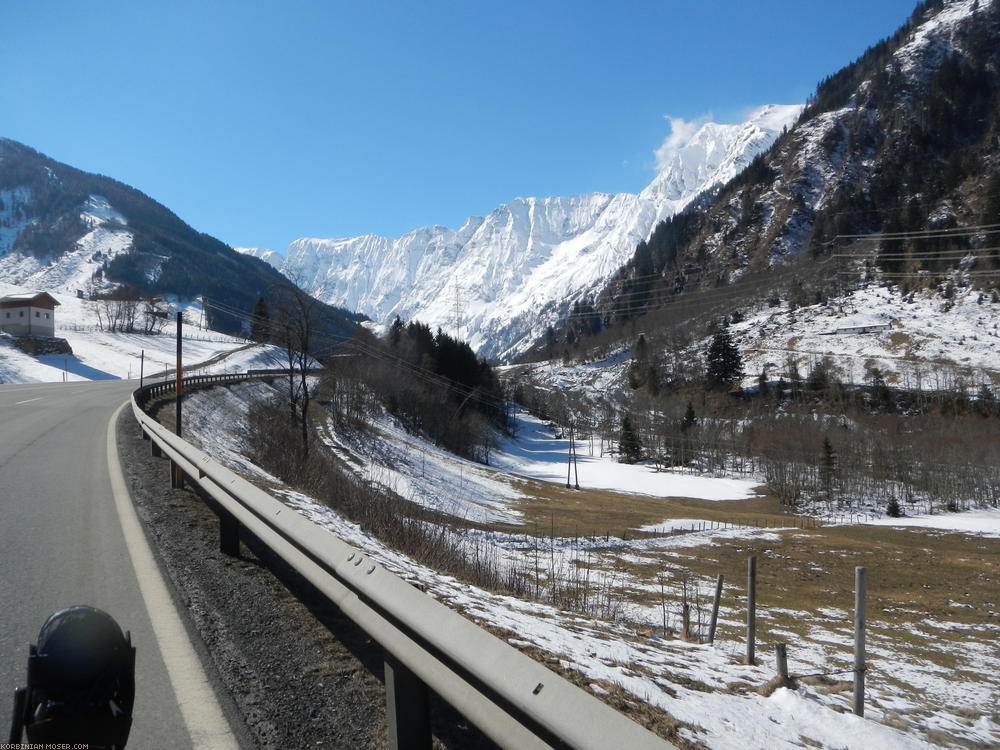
[{"x1": 4, "y1": 0, "x2": 919, "y2": 252}]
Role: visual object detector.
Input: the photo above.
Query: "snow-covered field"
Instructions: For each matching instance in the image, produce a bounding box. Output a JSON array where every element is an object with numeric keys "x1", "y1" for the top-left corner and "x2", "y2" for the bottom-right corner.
[
  {"x1": 495, "y1": 409, "x2": 760, "y2": 502},
  {"x1": 0, "y1": 281, "x2": 287, "y2": 384},
  {"x1": 866, "y1": 507, "x2": 1000, "y2": 538},
  {"x1": 314, "y1": 404, "x2": 758, "y2": 526},
  {"x1": 179, "y1": 382, "x2": 1000, "y2": 749}
]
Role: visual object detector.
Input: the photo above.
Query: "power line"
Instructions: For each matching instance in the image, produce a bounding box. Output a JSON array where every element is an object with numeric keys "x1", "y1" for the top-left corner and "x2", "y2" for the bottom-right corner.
[
  {"x1": 835, "y1": 223, "x2": 1000, "y2": 241},
  {"x1": 836, "y1": 270, "x2": 1000, "y2": 278}
]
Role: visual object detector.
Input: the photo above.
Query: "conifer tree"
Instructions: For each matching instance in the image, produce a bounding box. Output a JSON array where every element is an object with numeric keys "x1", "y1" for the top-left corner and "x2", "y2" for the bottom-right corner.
[
  {"x1": 250, "y1": 295, "x2": 270, "y2": 342},
  {"x1": 705, "y1": 328, "x2": 743, "y2": 390},
  {"x1": 681, "y1": 401, "x2": 696, "y2": 432},
  {"x1": 820, "y1": 436, "x2": 837, "y2": 504},
  {"x1": 619, "y1": 414, "x2": 642, "y2": 464}
]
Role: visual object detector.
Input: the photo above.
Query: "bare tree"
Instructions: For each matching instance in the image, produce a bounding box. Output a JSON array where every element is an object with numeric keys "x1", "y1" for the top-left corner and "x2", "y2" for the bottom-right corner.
[
  {"x1": 142, "y1": 294, "x2": 170, "y2": 335},
  {"x1": 268, "y1": 282, "x2": 323, "y2": 459}
]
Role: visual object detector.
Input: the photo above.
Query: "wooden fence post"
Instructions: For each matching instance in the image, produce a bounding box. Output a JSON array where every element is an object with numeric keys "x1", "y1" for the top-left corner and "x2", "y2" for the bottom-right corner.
[
  {"x1": 709, "y1": 574, "x2": 724, "y2": 644},
  {"x1": 746, "y1": 556, "x2": 757, "y2": 665},
  {"x1": 775, "y1": 643, "x2": 788, "y2": 679},
  {"x1": 854, "y1": 566, "x2": 867, "y2": 716}
]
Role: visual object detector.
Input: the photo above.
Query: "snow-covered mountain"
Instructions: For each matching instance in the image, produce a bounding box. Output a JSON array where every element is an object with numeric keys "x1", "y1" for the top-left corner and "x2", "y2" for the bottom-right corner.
[
  {"x1": 585, "y1": 0, "x2": 1000, "y2": 332},
  {"x1": 0, "y1": 138, "x2": 359, "y2": 336},
  {"x1": 0, "y1": 189, "x2": 133, "y2": 293},
  {"x1": 241, "y1": 104, "x2": 801, "y2": 361}
]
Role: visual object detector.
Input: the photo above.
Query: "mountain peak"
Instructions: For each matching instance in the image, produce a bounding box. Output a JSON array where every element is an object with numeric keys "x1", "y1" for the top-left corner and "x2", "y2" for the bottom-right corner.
[{"x1": 258, "y1": 105, "x2": 800, "y2": 361}]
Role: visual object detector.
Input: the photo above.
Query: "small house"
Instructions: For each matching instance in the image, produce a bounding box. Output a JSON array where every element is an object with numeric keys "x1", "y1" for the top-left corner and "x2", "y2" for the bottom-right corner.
[{"x1": 0, "y1": 292, "x2": 61, "y2": 337}]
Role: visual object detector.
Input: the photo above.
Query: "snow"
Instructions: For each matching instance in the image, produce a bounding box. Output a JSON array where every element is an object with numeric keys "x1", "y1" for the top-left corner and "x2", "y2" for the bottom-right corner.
[
  {"x1": 239, "y1": 104, "x2": 802, "y2": 362},
  {"x1": 866, "y1": 507, "x2": 1000, "y2": 538},
  {"x1": 522, "y1": 281, "x2": 1000, "y2": 413},
  {"x1": 494, "y1": 409, "x2": 760, "y2": 502},
  {"x1": 304, "y1": 403, "x2": 758, "y2": 527},
  {"x1": 177, "y1": 383, "x2": 955, "y2": 750},
  {"x1": 0, "y1": 193, "x2": 134, "y2": 293},
  {"x1": 315, "y1": 410, "x2": 523, "y2": 525},
  {"x1": 0, "y1": 280, "x2": 282, "y2": 385},
  {"x1": 733, "y1": 283, "x2": 1000, "y2": 390}
]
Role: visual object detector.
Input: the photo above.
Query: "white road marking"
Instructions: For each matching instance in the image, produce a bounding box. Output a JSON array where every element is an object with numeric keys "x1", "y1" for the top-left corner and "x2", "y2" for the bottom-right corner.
[
  {"x1": 106, "y1": 402, "x2": 240, "y2": 750},
  {"x1": 14, "y1": 397, "x2": 41, "y2": 405}
]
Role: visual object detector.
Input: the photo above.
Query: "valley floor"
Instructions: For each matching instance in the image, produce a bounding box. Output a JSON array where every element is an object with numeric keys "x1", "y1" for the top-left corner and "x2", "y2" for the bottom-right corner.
[{"x1": 179, "y1": 379, "x2": 999, "y2": 750}]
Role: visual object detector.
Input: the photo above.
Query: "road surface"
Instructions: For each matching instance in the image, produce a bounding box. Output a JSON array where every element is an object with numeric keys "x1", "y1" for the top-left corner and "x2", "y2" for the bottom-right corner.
[{"x1": 0, "y1": 379, "x2": 238, "y2": 748}]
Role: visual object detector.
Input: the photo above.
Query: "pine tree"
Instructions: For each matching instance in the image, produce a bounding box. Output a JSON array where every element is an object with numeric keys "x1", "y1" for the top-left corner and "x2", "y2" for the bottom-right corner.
[
  {"x1": 705, "y1": 328, "x2": 743, "y2": 390},
  {"x1": 250, "y1": 295, "x2": 270, "y2": 342},
  {"x1": 389, "y1": 315, "x2": 404, "y2": 347},
  {"x1": 820, "y1": 436, "x2": 837, "y2": 504},
  {"x1": 757, "y1": 368, "x2": 769, "y2": 396},
  {"x1": 681, "y1": 401, "x2": 696, "y2": 432},
  {"x1": 619, "y1": 414, "x2": 642, "y2": 464}
]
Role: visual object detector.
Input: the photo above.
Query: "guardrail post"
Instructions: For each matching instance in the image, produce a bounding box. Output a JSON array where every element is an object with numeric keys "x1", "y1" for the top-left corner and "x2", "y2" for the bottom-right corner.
[
  {"x1": 220, "y1": 511, "x2": 240, "y2": 557},
  {"x1": 385, "y1": 652, "x2": 431, "y2": 750},
  {"x1": 170, "y1": 459, "x2": 184, "y2": 489}
]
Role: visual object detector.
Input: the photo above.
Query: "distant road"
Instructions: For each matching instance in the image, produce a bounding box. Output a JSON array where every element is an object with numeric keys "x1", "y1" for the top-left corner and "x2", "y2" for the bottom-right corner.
[{"x1": 0, "y1": 379, "x2": 237, "y2": 748}]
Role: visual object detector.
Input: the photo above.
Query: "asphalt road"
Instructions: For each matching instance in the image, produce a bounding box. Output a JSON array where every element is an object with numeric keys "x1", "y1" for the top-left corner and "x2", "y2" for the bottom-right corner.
[{"x1": 0, "y1": 379, "x2": 234, "y2": 748}]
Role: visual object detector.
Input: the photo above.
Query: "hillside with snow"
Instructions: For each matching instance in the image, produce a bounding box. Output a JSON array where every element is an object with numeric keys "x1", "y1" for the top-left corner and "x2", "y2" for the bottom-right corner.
[
  {"x1": 0, "y1": 138, "x2": 353, "y2": 336},
  {"x1": 578, "y1": 0, "x2": 1000, "y2": 341},
  {"x1": 241, "y1": 104, "x2": 801, "y2": 361},
  {"x1": 512, "y1": 282, "x2": 1000, "y2": 408},
  {"x1": 0, "y1": 279, "x2": 287, "y2": 385}
]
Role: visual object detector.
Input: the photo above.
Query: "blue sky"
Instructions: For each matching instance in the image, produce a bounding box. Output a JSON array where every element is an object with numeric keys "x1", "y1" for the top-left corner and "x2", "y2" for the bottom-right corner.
[{"x1": 4, "y1": 0, "x2": 918, "y2": 252}]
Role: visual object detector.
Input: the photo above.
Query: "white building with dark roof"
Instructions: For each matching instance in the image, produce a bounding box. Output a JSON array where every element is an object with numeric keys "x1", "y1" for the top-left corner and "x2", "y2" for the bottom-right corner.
[{"x1": 0, "y1": 292, "x2": 60, "y2": 337}]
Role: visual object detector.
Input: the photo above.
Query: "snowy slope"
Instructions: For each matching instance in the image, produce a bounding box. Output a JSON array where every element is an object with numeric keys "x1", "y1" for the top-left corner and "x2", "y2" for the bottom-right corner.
[
  {"x1": 179, "y1": 382, "x2": 991, "y2": 749},
  {"x1": 0, "y1": 193, "x2": 132, "y2": 293},
  {"x1": 241, "y1": 105, "x2": 801, "y2": 361},
  {"x1": 0, "y1": 279, "x2": 283, "y2": 385},
  {"x1": 513, "y1": 282, "x2": 1000, "y2": 409}
]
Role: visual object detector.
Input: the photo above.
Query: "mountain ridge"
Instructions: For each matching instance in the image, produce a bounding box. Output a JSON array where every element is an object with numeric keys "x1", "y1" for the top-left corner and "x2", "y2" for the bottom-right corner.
[
  {"x1": 0, "y1": 137, "x2": 361, "y2": 337},
  {"x1": 241, "y1": 104, "x2": 802, "y2": 360}
]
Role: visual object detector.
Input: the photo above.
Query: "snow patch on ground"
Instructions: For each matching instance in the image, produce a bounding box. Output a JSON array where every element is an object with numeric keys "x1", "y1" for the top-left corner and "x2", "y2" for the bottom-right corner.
[
  {"x1": 866, "y1": 507, "x2": 1000, "y2": 538},
  {"x1": 494, "y1": 409, "x2": 760, "y2": 502}
]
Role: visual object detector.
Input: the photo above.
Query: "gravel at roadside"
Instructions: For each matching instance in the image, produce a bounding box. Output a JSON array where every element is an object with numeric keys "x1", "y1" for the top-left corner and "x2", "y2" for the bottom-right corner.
[{"x1": 116, "y1": 408, "x2": 387, "y2": 749}]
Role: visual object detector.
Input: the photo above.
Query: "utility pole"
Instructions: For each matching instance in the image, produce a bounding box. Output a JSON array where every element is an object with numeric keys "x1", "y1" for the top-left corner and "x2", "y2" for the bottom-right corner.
[
  {"x1": 566, "y1": 423, "x2": 573, "y2": 489},
  {"x1": 139, "y1": 350, "x2": 144, "y2": 389},
  {"x1": 172, "y1": 312, "x2": 184, "y2": 489},
  {"x1": 571, "y1": 423, "x2": 580, "y2": 489}
]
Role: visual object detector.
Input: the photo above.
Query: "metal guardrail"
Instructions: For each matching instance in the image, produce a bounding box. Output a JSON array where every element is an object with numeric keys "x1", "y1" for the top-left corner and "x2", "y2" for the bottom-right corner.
[{"x1": 131, "y1": 373, "x2": 675, "y2": 750}]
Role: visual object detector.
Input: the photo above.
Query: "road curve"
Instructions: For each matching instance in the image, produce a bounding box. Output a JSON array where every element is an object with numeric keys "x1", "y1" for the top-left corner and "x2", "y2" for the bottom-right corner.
[{"x1": 0, "y1": 379, "x2": 237, "y2": 749}]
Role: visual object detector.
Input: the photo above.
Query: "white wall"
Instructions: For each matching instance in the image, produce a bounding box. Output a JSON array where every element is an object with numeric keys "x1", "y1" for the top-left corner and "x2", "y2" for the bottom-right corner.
[{"x1": 0, "y1": 305, "x2": 56, "y2": 337}]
